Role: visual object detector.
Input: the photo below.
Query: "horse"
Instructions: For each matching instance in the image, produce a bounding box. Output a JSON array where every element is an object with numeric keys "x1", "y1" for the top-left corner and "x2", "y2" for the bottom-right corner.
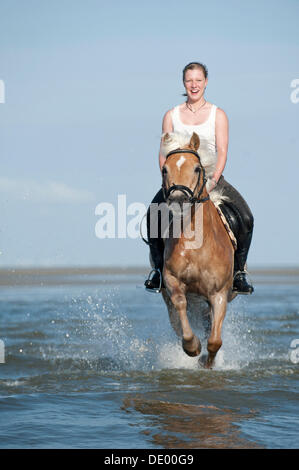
[{"x1": 155, "y1": 131, "x2": 237, "y2": 368}]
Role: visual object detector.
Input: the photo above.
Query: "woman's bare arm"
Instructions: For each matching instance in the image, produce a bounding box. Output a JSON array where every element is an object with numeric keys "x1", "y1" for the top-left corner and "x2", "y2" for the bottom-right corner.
[
  {"x1": 214, "y1": 108, "x2": 229, "y2": 183},
  {"x1": 159, "y1": 110, "x2": 173, "y2": 171}
]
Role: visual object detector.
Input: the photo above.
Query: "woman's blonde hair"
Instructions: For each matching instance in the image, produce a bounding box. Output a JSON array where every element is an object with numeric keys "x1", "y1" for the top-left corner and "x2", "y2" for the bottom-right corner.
[{"x1": 182, "y1": 62, "x2": 208, "y2": 82}]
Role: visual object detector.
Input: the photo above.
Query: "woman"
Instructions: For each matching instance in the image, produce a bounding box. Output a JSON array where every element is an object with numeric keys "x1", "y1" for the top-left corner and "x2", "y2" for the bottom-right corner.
[{"x1": 145, "y1": 62, "x2": 254, "y2": 294}]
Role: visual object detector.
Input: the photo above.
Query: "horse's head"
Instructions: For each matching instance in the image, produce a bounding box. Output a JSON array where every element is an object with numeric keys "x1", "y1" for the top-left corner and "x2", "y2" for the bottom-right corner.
[{"x1": 162, "y1": 132, "x2": 208, "y2": 208}]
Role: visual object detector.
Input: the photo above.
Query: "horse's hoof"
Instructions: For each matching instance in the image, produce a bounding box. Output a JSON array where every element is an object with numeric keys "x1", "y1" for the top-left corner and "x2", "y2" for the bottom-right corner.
[
  {"x1": 204, "y1": 360, "x2": 214, "y2": 369},
  {"x1": 198, "y1": 354, "x2": 208, "y2": 368},
  {"x1": 182, "y1": 336, "x2": 201, "y2": 357},
  {"x1": 198, "y1": 353, "x2": 215, "y2": 369}
]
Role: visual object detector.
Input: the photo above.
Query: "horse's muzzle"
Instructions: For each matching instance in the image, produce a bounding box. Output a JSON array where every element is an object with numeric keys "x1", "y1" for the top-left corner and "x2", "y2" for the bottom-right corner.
[{"x1": 167, "y1": 190, "x2": 190, "y2": 206}]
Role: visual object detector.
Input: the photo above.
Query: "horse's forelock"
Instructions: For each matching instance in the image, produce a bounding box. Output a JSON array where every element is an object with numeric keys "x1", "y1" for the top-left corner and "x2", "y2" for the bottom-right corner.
[{"x1": 161, "y1": 133, "x2": 191, "y2": 158}]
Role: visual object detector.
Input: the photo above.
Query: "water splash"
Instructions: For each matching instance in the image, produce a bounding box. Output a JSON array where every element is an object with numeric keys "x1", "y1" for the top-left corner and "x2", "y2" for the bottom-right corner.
[
  {"x1": 55, "y1": 293, "x2": 258, "y2": 373},
  {"x1": 5, "y1": 286, "x2": 294, "y2": 379}
]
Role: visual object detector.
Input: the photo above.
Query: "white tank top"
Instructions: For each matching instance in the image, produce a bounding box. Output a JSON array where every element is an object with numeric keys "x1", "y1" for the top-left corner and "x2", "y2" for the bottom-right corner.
[{"x1": 171, "y1": 103, "x2": 218, "y2": 177}]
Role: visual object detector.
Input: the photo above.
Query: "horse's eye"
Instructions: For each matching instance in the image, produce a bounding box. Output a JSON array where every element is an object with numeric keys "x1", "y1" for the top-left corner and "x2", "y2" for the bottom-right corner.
[
  {"x1": 194, "y1": 167, "x2": 200, "y2": 173},
  {"x1": 162, "y1": 167, "x2": 167, "y2": 175}
]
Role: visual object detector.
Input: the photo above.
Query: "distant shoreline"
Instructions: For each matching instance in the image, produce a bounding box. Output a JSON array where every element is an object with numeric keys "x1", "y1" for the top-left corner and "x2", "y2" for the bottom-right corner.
[
  {"x1": 0, "y1": 265, "x2": 299, "y2": 275},
  {"x1": 0, "y1": 265, "x2": 299, "y2": 286}
]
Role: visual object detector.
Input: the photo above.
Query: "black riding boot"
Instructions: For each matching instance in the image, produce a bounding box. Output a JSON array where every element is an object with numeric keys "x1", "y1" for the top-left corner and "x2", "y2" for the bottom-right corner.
[
  {"x1": 144, "y1": 189, "x2": 165, "y2": 291},
  {"x1": 221, "y1": 203, "x2": 254, "y2": 294},
  {"x1": 233, "y1": 228, "x2": 254, "y2": 294},
  {"x1": 144, "y1": 239, "x2": 164, "y2": 290},
  {"x1": 217, "y1": 177, "x2": 254, "y2": 295}
]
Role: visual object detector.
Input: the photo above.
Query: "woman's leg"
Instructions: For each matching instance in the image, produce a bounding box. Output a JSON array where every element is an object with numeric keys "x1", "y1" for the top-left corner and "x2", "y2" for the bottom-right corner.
[
  {"x1": 144, "y1": 188, "x2": 165, "y2": 290},
  {"x1": 217, "y1": 176, "x2": 254, "y2": 294}
]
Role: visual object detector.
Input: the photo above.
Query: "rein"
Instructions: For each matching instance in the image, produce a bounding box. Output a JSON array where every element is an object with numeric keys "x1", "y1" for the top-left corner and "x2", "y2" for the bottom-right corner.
[{"x1": 162, "y1": 149, "x2": 210, "y2": 204}]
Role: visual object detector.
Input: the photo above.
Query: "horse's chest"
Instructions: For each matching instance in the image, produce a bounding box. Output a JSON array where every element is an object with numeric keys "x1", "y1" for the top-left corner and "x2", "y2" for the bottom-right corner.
[
  {"x1": 166, "y1": 248, "x2": 211, "y2": 294},
  {"x1": 168, "y1": 251, "x2": 199, "y2": 282}
]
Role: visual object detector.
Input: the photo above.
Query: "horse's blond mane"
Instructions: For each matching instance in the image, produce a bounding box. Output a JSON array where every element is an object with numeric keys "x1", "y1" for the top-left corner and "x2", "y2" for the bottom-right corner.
[{"x1": 161, "y1": 132, "x2": 191, "y2": 157}]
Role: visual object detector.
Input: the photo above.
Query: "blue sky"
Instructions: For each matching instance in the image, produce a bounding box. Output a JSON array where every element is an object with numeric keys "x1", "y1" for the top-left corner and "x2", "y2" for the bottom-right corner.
[{"x1": 0, "y1": 0, "x2": 299, "y2": 267}]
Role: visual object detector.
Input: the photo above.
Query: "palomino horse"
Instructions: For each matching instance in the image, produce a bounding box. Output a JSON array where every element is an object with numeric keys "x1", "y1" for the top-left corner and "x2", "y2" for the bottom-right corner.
[{"x1": 157, "y1": 132, "x2": 237, "y2": 368}]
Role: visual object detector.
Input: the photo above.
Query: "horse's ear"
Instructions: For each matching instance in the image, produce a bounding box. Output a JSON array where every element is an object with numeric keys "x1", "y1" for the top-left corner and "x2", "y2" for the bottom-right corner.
[{"x1": 189, "y1": 132, "x2": 200, "y2": 151}]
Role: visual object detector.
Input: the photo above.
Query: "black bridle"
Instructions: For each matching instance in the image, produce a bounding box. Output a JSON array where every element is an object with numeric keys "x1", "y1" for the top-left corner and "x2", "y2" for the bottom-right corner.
[{"x1": 162, "y1": 149, "x2": 210, "y2": 204}]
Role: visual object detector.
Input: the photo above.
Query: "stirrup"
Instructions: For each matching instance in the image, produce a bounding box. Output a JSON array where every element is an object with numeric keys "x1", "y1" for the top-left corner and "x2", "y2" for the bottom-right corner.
[{"x1": 144, "y1": 268, "x2": 162, "y2": 293}]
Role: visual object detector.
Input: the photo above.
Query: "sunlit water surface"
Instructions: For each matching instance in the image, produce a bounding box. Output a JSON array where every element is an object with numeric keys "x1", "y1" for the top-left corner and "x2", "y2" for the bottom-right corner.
[{"x1": 0, "y1": 270, "x2": 298, "y2": 448}]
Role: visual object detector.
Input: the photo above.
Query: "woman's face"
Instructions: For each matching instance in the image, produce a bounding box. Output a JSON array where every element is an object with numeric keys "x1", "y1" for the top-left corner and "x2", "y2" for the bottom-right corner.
[{"x1": 184, "y1": 68, "x2": 208, "y2": 102}]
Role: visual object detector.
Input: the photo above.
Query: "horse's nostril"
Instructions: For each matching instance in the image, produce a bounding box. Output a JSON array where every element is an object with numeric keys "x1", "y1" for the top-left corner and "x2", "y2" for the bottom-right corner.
[
  {"x1": 168, "y1": 193, "x2": 189, "y2": 208},
  {"x1": 170, "y1": 191, "x2": 188, "y2": 202}
]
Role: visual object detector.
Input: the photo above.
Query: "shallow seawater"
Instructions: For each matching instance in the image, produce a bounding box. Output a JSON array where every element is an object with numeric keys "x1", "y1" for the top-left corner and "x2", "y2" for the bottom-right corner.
[{"x1": 0, "y1": 270, "x2": 298, "y2": 449}]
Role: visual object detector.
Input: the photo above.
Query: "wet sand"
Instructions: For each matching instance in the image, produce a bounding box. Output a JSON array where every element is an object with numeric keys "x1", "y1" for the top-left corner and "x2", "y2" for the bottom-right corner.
[{"x1": 0, "y1": 266, "x2": 299, "y2": 286}]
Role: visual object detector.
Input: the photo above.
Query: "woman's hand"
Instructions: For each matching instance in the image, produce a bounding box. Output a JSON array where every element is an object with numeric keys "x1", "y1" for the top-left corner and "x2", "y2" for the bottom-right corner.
[{"x1": 206, "y1": 177, "x2": 218, "y2": 193}]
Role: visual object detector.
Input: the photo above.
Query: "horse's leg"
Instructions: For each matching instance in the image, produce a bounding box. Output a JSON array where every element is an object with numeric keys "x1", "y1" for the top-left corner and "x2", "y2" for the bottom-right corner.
[
  {"x1": 162, "y1": 290, "x2": 182, "y2": 337},
  {"x1": 205, "y1": 291, "x2": 228, "y2": 368},
  {"x1": 165, "y1": 276, "x2": 201, "y2": 357}
]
